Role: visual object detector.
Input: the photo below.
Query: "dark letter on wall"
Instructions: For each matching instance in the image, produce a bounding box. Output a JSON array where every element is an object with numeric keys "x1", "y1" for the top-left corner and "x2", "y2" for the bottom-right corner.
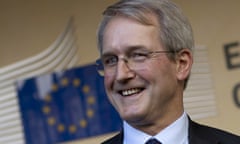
[
  {"x1": 233, "y1": 83, "x2": 240, "y2": 108},
  {"x1": 224, "y1": 42, "x2": 240, "y2": 70}
]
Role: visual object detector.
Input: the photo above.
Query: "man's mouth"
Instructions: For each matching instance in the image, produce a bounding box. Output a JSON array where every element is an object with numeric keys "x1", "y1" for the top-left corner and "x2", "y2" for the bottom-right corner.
[{"x1": 120, "y1": 88, "x2": 143, "y2": 96}]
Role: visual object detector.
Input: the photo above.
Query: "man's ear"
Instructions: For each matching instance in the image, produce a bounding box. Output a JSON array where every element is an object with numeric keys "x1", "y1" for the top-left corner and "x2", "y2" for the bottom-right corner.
[{"x1": 176, "y1": 48, "x2": 193, "y2": 81}]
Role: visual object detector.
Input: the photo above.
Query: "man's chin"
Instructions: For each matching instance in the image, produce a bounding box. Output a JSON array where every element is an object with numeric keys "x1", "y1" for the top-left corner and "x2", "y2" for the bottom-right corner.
[{"x1": 122, "y1": 113, "x2": 147, "y2": 125}]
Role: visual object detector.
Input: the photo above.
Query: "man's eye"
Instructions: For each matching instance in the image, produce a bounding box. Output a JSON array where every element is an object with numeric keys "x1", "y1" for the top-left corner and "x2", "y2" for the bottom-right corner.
[
  {"x1": 103, "y1": 56, "x2": 118, "y2": 66},
  {"x1": 131, "y1": 52, "x2": 148, "y2": 60}
]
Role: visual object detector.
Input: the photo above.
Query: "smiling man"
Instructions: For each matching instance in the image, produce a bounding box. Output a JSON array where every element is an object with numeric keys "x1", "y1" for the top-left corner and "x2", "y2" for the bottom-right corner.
[{"x1": 96, "y1": 0, "x2": 240, "y2": 144}]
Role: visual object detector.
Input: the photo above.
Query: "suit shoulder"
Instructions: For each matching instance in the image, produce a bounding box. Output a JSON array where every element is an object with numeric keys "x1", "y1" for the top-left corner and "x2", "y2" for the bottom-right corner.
[
  {"x1": 190, "y1": 120, "x2": 240, "y2": 144},
  {"x1": 101, "y1": 132, "x2": 123, "y2": 144}
]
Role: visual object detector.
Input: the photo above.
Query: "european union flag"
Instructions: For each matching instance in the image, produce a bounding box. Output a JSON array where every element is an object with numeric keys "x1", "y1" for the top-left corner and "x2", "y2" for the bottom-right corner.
[{"x1": 16, "y1": 64, "x2": 122, "y2": 144}]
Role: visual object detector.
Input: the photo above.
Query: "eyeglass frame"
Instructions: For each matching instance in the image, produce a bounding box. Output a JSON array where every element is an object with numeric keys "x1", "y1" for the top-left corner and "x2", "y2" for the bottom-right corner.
[{"x1": 95, "y1": 50, "x2": 177, "y2": 76}]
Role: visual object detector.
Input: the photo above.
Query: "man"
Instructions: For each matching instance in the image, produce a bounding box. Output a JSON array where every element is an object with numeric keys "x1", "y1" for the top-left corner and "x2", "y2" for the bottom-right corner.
[{"x1": 95, "y1": 0, "x2": 240, "y2": 144}]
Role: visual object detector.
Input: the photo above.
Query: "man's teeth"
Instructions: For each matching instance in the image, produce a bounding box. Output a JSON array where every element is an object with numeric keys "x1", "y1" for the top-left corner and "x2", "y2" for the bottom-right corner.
[{"x1": 121, "y1": 88, "x2": 141, "y2": 96}]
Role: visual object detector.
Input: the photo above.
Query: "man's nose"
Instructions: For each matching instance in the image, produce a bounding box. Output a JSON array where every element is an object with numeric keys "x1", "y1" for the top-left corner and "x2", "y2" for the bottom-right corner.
[{"x1": 115, "y1": 59, "x2": 135, "y2": 82}]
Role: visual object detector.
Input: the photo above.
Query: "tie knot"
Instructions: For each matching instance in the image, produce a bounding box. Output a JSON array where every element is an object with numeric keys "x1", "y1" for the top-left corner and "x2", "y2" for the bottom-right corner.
[{"x1": 145, "y1": 138, "x2": 162, "y2": 144}]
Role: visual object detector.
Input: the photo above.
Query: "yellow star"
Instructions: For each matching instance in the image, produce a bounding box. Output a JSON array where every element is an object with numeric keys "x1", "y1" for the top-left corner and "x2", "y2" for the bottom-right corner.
[
  {"x1": 42, "y1": 106, "x2": 51, "y2": 114},
  {"x1": 87, "y1": 109, "x2": 94, "y2": 118},
  {"x1": 82, "y1": 85, "x2": 90, "y2": 94},
  {"x1": 69, "y1": 125, "x2": 77, "y2": 133},
  {"x1": 51, "y1": 84, "x2": 58, "y2": 91},
  {"x1": 80, "y1": 119, "x2": 87, "y2": 128},
  {"x1": 87, "y1": 96, "x2": 96, "y2": 105},
  {"x1": 73, "y1": 79, "x2": 81, "y2": 87},
  {"x1": 47, "y1": 117, "x2": 56, "y2": 126},
  {"x1": 44, "y1": 94, "x2": 52, "y2": 102},
  {"x1": 57, "y1": 124, "x2": 65, "y2": 133},
  {"x1": 61, "y1": 78, "x2": 69, "y2": 86}
]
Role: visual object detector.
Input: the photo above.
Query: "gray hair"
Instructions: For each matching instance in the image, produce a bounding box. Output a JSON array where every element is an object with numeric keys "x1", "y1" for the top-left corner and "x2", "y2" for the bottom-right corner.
[
  {"x1": 97, "y1": 0, "x2": 194, "y2": 88},
  {"x1": 97, "y1": 0, "x2": 194, "y2": 53}
]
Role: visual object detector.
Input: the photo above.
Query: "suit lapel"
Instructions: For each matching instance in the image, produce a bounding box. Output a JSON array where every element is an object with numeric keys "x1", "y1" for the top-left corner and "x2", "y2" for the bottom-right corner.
[{"x1": 188, "y1": 118, "x2": 220, "y2": 144}]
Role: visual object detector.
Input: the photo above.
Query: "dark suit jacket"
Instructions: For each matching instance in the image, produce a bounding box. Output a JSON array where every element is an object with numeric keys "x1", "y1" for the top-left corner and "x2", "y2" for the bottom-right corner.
[{"x1": 101, "y1": 119, "x2": 240, "y2": 144}]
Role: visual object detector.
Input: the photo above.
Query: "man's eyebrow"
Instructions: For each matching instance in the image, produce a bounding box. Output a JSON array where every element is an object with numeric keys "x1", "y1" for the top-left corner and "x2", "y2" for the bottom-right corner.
[
  {"x1": 101, "y1": 45, "x2": 148, "y2": 57},
  {"x1": 127, "y1": 45, "x2": 147, "y2": 51},
  {"x1": 123, "y1": 46, "x2": 150, "y2": 55}
]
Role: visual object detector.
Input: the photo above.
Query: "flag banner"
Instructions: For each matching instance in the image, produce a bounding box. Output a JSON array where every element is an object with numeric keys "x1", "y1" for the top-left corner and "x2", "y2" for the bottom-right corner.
[{"x1": 16, "y1": 64, "x2": 122, "y2": 144}]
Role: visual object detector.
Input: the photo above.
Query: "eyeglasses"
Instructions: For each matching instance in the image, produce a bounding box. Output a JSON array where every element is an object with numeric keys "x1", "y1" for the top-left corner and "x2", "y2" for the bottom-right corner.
[{"x1": 95, "y1": 50, "x2": 175, "y2": 76}]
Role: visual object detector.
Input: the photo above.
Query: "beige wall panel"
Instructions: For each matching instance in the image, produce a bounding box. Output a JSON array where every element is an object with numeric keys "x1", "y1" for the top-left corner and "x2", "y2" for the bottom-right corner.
[
  {"x1": 0, "y1": 0, "x2": 116, "y2": 67},
  {"x1": 172, "y1": 0, "x2": 240, "y2": 134}
]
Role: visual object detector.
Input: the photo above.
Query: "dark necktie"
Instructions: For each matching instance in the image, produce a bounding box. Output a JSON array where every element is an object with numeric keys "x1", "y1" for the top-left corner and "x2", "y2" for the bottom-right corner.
[{"x1": 145, "y1": 138, "x2": 162, "y2": 144}]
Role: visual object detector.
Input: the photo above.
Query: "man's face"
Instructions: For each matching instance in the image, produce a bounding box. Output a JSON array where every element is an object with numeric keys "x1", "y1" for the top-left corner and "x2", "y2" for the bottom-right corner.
[{"x1": 102, "y1": 16, "x2": 182, "y2": 127}]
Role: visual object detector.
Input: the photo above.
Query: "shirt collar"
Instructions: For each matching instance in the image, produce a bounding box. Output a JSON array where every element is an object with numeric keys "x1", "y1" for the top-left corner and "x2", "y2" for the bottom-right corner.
[{"x1": 123, "y1": 112, "x2": 189, "y2": 144}]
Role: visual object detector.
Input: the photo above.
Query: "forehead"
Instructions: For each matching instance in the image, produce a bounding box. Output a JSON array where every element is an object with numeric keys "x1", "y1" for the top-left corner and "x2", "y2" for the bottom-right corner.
[{"x1": 102, "y1": 15, "x2": 161, "y2": 54}]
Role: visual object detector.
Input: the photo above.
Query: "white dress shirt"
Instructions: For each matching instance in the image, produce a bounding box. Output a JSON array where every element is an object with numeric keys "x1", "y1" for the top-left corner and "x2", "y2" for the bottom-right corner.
[{"x1": 123, "y1": 112, "x2": 189, "y2": 144}]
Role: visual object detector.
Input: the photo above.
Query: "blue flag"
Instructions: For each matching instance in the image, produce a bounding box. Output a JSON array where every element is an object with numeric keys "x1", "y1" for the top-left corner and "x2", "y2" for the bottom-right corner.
[{"x1": 16, "y1": 64, "x2": 122, "y2": 144}]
